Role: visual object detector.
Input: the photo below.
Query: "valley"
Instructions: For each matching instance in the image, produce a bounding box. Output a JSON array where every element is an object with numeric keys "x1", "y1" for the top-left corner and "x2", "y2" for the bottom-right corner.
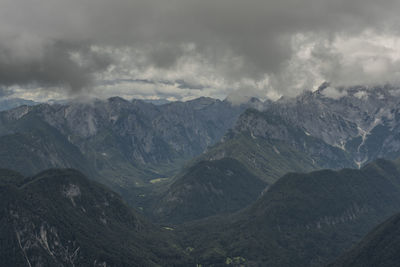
[{"x1": 2, "y1": 85, "x2": 400, "y2": 266}]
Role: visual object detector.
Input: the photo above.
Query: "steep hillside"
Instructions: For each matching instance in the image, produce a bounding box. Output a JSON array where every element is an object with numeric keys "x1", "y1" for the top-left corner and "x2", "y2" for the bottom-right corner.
[
  {"x1": 330, "y1": 212, "x2": 400, "y2": 267},
  {"x1": 151, "y1": 109, "x2": 350, "y2": 224},
  {"x1": 151, "y1": 158, "x2": 267, "y2": 224},
  {"x1": 0, "y1": 113, "x2": 96, "y2": 178},
  {"x1": 0, "y1": 169, "x2": 189, "y2": 266},
  {"x1": 177, "y1": 159, "x2": 400, "y2": 266},
  {"x1": 231, "y1": 108, "x2": 356, "y2": 170}
]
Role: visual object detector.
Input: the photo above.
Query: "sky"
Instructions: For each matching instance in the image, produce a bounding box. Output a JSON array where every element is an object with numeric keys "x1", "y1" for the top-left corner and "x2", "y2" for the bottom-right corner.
[{"x1": 2, "y1": 0, "x2": 400, "y2": 102}]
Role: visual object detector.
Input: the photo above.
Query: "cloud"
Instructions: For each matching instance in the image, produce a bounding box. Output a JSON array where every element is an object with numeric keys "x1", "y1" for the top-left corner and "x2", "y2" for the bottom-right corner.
[
  {"x1": 321, "y1": 86, "x2": 348, "y2": 99},
  {"x1": 0, "y1": 87, "x2": 13, "y2": 97},
  {"x1": 0, "y1": 36, "x2": 112, "y2": 94},
  {"x1": 1, "y1": 0, "x2": 400, "y2": 100}
]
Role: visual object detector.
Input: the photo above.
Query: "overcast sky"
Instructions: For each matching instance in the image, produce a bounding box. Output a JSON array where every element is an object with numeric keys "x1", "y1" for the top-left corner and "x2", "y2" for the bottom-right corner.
[{"x1": 2, "y1": 0, "x2": 400, "y2": 102}]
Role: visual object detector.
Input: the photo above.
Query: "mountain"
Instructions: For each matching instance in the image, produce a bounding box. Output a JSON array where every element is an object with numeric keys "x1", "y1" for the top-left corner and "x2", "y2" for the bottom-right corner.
[
  {"x1": 0, "y1": 98, "x2": 38, "y2": 111},
  {"x1": 264, "y1": 84, "x2": 400, "y2": 167},
  {"x1": 142, "y1": 98, "x2": 171, "y2": 105},
  {"x1": 0, "y1": 112, "x2": 96, "y2": 177},
  {"x1": 190, "y1": 85, "x2": 400, "y2": 187},
  {"x1": 148, "y1": 133, "x2": 319, "y2": 223},
  {"x1": 0, "y1": 97, "x2": 255, "y2": 204},
  {"x1": 177, "y1": 158, "x2": 400, "y2": 266},
  {"x1": 330, "y1": 212, "x2": 400, "y2": 267},
  {"x1": 149, "y1": 86, "x2": 400, "y2": 224},
  {"x1": 0, "y1": 168, "x2": 190, "y2": 266},
  {"x1": 179, "y1": 107, "x2": 351, "y2": 188},
  {"x1": 151, "y1": 158, "x2": 267, "y2": 224},
  {"x1": 232, "y1": 108, "x2": 355, "y2": 169}
]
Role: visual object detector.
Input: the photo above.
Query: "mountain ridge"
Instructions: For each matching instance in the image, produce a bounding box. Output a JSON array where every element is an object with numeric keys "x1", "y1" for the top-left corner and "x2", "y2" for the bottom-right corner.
[
  {"x1": 176, "y1": 158, "x2": 400, "y2": 266},
  {"x1": 0, "y1": 168, "x2": 190, "y2": 266}
]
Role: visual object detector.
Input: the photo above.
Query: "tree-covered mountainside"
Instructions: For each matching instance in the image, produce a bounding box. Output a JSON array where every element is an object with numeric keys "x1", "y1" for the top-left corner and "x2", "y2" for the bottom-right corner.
[
  {"x1": 330, "y1": 212, "x2": 400, "y2": 267},
  {"x1": 201, "y1": 132, "x2": 320, "y2": 184},
  {"x1": 2, "y1": 158, "x2": 400, "y2": 266},
  {"x1": 176, "y1": 158, "x2": 400, "y2": 267},
  {"x1": 150, "y1": 158, "x2": 267, "y2": 224},
  {"x1": 0, "y1": 168, "x2": 190, "y2": 267}
]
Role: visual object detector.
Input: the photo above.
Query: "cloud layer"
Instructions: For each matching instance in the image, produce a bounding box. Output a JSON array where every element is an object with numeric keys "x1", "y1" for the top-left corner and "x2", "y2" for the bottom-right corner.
[{"x1": 2, "y1": 0, "x2": 400, "y2": 100}]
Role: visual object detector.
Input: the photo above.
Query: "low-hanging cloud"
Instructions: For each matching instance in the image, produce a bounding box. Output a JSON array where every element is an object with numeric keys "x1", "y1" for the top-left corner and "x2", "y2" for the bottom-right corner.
[{"x1": 1, "y1": 0, "x2": 400, "y2": 99}]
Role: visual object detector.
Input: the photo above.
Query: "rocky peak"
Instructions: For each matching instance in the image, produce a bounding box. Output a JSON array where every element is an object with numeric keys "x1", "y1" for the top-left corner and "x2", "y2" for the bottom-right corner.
[{"x1": 233, "y1": 84, "x2": 400, "y2": 168}]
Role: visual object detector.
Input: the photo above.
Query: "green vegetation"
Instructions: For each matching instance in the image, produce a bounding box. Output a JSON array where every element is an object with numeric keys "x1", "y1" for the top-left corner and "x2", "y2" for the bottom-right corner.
[
  {"x1": 200, "y1": 133, "x2": 318, "y2": 184},
  {"x1": 151, "y1": 158, "x2": 267, "y2": 224},
  {"x1": 0, "y1": 168, "x2": 191, "y2": 266},
  {"x1": 330, "y1": 211, "x2": 400, "y2": 267},
  {"x1": 0, "y1": 113, "x2": 97, "y2": 178},
  {"x1": 2, "y1": 158, "x2": 400, "y2": 266},
  {"x1": 176, "y1": 158, "x2": 400, "y2": 266}
]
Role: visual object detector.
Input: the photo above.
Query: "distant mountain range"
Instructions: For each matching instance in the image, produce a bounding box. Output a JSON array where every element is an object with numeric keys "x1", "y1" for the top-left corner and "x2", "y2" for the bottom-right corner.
[
  {"x1": 3, "y1": 85, "x2": 400, "y2": 218},
  {"x1": 151, "y1": 85, "x2": 400, "y2": 223},
  {"x1": 2, "y1": 86, "x2": 400, "y2": 266},
  {"x1": 0, "y1": 98, "x2": 38, "y2": 111},
  {"x1": 230, "y1": 84, "x2": 400, "y2": 169},
  {"x1": 0, "y1": 96, "x2": 260, "y2": 205},
  {"x1": 265, "y1": 84, "x2": 400, "y2": 167}
]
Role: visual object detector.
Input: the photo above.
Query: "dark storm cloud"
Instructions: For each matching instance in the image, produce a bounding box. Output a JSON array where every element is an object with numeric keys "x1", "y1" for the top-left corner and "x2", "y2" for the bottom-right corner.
[
  {"x1": 0, "y1": 40, "x2": 111, "y2": 93},
  {"x1": 175, "y1": 80, "x2": 204, "y2": 90},
  {"x1": 100, "y1": 79, "x2": 156, "y2": 87},
  {"x1": 1, "y1": 0, "x2": 400, "y2": 96},
  {"x1": 100, "y1": 78, "x2": 204, "y2": 90}
]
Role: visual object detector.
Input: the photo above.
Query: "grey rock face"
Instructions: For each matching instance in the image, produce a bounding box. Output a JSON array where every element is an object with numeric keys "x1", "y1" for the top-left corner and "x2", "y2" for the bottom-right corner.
[
  {"x1": 0, "y1": 96, "x2": 259, "y2": 190},
  {"x1": 32, "y1": 97, "x2": 249, "y2": 165},
  {"x1": 235, "y1": 84, "x2": 400, "y2": 168}
]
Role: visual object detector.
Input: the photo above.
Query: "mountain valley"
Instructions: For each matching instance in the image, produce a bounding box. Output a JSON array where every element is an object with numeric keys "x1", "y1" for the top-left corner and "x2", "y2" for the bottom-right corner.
[{"x1": 2, "y1": 86, "x2": 400, "y2": 266}]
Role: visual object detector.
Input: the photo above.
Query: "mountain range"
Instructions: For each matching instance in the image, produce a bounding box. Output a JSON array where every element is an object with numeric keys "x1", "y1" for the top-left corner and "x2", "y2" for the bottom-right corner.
[
  {"x1": 151, "y1": 85, "x2": 400, "y2": 223},
  {"x1": 0, "y1": 98, "x2": 38, "y2": 111},
  {"x1": 0, "y1": 96, "x2": 257, "y2": 205},
  {"x1": 2, "y1": 85, "x2": 400, "y2": 266}
]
